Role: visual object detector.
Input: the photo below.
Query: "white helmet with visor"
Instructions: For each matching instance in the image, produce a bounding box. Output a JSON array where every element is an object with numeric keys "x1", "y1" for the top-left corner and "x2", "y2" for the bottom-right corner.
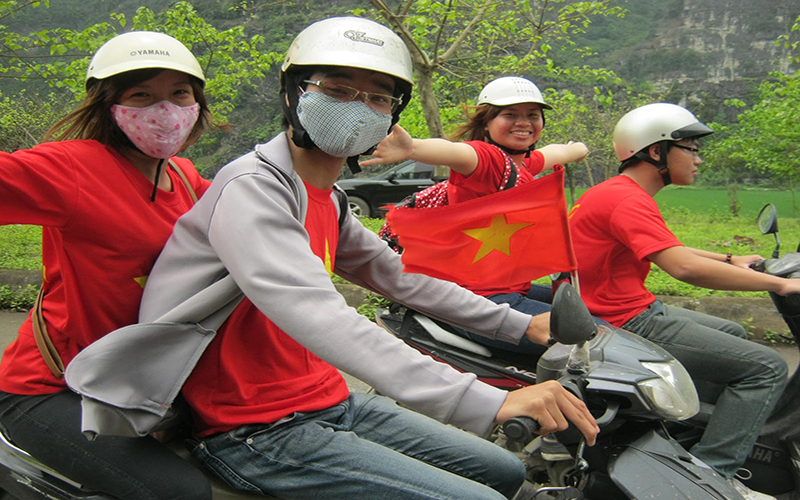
[
  {"x1": 280, "y1": 17, "x2": 414, "y2": 170},
  {"x1": 613, "y1": 103, "x2": 712, "y2": 162},
  {"x1": 613, "y1": 102, "x2": 713, "y2": 185}
]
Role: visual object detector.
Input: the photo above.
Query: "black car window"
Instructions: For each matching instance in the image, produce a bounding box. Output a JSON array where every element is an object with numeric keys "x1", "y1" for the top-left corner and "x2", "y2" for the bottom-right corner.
[{"x1": 393, "y1": 162, "x2": 433, "y2": 180}]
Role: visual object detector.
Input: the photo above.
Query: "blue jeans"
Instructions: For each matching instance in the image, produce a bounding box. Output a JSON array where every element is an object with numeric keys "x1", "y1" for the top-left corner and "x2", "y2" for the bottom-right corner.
[
  {"x1": 0, "y1": 389, "x2": 211, "y2": 500},
  {"x1": 622, "y1": 301, "x2": 788, "y2": 478},
  {"x1": 191, "y1": 392, "x2": 525, "y2": 499},
  {"x1": 460, "y1": 284, "x2": 608, "y2": 357}
]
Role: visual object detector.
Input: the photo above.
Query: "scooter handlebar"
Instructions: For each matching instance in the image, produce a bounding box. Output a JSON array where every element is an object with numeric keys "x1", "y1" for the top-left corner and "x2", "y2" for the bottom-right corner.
[{"x1": 502, "y1": 416, "x2": 540, "y2": 443}]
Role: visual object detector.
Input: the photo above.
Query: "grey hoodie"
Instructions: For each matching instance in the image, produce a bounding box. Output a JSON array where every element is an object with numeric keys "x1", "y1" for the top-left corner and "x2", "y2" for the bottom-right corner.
[{"x1": 65, "y1": 132, "x2": 531, "y2": 439}]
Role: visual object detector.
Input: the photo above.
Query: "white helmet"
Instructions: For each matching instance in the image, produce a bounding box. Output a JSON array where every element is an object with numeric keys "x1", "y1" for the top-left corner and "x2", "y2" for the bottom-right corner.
[
  {"x1": 477, "y1": 76, "x2": 552, "y2": 109},
  {"x1": 280, "y1": 16, "x2": 414, "y2": 164},
  {"x1": 613, "y1": 103, "x2": 713, "y2": 161},
  {"x1": 281, "y1": 17, "x2": 413, "y2": 90},
  {"x1": 86, "y1": 31, "x2": 205, "y2": 88}
]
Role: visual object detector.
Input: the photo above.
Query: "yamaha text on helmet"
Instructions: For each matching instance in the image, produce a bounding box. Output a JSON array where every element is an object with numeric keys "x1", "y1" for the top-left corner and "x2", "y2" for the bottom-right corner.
[{"x1": 86, "y1": 31, "x2": 205, "y2": 88}]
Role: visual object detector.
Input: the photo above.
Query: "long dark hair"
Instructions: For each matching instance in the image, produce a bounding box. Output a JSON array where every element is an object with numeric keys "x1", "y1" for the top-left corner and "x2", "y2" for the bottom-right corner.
[
  {"x1": 44, "y1": 68, "x2": 210, "y2": 153},
  {"x1": 449, "y1": 104, "x2": 503, "y2": 143}
]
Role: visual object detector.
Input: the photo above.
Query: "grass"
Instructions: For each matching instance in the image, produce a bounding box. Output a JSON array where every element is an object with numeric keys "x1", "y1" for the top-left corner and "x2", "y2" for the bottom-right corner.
[
  {"x1": 0, "y1": 224, "x2": 41, "y2": 271},
  {"x1": 1, "y1": 187, "x2": 797, "y2": 308}
]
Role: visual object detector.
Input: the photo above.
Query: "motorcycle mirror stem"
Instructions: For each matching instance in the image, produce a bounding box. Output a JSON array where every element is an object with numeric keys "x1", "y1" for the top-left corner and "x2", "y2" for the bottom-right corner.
[
  {"x1": 549, "y1": 281, "x2": 597, "y2": 374},
  {"x1": 757, "y1": 203, "x2": 781, "y2": 258}
]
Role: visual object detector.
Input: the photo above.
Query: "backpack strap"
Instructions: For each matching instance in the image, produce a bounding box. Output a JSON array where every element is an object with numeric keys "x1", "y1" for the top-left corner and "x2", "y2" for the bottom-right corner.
[
  {"x1": 496, "y1": 147, "x2": 519, "y2": 191},
  {"x1": 333, "y1": 184, "x2": 349, "y2": 227},
  {"x1": 34, "y1": 159, "x2": 201, "y2": 379}
]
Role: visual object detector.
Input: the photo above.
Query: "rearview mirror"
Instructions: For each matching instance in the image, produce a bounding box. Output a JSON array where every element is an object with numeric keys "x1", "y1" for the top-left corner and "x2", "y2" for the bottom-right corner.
[
  {"x1": 550, "y1": 282, "x2": 597, "y2": 345},
  {"x1": 757, "y1": 204, "x2": 778, "y2": 235}
]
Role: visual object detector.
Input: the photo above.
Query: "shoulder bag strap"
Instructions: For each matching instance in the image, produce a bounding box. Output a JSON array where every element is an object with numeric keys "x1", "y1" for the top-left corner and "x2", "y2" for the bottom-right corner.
[
  {"x1": 34, "y1": 159, "x2": 200, "y2": 379},
  {"x1": 32, "y1": 285, "x2": 65, "y2": 378},
  {"x1": 168, "y1": 159, "x2": 199, "y2": 203}
]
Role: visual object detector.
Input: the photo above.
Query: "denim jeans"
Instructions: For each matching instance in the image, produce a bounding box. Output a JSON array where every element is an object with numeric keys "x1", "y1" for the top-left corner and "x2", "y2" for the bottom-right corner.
[
  {"x1": 191, "y1": 392, "x2": 525, "y2": 499},
  {"x1": 459, "y1": 284, "x2": 608, "y2": 357},
  {"x1": 0, "y1": 389, "x2": 211, "y2": 500},
  {"x1": 622, "y1": 301, "x2": 788, "y2": 478}
]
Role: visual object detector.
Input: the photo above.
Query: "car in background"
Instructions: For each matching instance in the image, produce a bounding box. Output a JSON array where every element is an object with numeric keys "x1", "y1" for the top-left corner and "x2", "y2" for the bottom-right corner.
[{"x1": 336, "y1": 160, "x2": 445, "y2": 217}]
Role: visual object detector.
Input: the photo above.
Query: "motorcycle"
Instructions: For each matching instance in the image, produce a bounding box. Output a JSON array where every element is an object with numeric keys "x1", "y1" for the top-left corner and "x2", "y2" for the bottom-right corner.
[
  {"x1": 376, "y1": 280, "x2": 743, "y2": 499},
  {"x1": 0, "y1": 425, "x2": 262, "y2": 499},
  {"x1": 665, "y1": 203, "x2": 800, "y2": 499}
]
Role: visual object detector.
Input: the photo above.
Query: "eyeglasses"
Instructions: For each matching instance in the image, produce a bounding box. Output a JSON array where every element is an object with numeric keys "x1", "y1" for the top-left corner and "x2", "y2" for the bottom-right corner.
[
  {"x1": 303, "y1": 80, "x2": 401, "y2": 114},
  {"x1": 673, "y1": 144, "x2": 701, "y2": 157}
]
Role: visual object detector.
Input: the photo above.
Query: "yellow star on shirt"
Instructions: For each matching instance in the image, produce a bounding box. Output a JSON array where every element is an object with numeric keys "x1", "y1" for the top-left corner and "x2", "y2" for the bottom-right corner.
[
  {"x1": 134, "y1": 276, "x2": 148, "y2": 288},
  {"x1": 463, "y1": 215, "x2": 533, "y2": 263},
  {"x1": 324, "y1": 239, "x2": 333, "y2": 276}
]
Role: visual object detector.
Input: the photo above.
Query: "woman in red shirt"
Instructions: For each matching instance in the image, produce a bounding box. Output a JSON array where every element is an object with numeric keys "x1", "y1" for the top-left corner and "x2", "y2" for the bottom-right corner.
[
  {"x1": 366, "y1": 77, "x2": 589, "y2": 355},
  {"x1": 0, "y1": 31, "x2": 214, "y2": 499}
]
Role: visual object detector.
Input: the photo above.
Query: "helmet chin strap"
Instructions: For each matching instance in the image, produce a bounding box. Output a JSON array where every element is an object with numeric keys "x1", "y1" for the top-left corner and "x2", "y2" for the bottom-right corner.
[
  {"x1": 634, "y1": 140, "x2": 672, "y2": 187},
  {"x1": 281, "y1": 72, "x2": 398, "y2": 175},
  {"x1": 486, "y1": 135, "x2": 535, "y2": 158}
]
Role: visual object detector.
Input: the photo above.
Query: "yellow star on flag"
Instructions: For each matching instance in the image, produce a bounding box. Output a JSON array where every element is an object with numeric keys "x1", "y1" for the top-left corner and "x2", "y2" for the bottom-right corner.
[
  {"x1": 463, "y1": 214, "x2": 533, "y2": 263},
  {"x1": 134, "y1": 276, "x2": 148, "y2": 288}
]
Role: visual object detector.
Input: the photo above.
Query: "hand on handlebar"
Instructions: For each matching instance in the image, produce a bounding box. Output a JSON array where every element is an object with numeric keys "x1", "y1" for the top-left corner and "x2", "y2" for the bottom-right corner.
[
  {"x1": 495, "y1": 380, "x2": 599, "y2": 446},
  {"x1": 732, "y1": 254, "x2": 765, "y2": 270}
]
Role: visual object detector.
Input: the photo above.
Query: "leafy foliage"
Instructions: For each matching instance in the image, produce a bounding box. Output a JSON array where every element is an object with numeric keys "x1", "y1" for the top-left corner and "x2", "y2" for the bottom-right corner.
[
  {"x1": 702, "y1": 16, "x2": 800, "y2": 214},
  {"x1": 0, "y1": 1, "x2": 284, "y2": 171},
  {"x1": 0, "y1": 284, "x2": 38, "y2": 311},
  {"x1": 366, "y1": 0, "x2": 626, "y2": 138}
]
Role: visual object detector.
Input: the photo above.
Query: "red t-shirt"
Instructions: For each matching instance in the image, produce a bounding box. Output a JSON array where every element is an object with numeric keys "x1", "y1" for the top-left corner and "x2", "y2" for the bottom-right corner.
[
  {"x1": 181, "y1": 181, "x2": 350, "y2": 437},
  {"x1": 447, "y1": 140, "x2": 545, "y2": 203},
  {"x1": 446, "y1": 140, "x2": 546, "y2": 295},
  {"x1": 568, "y1": 176, "x2": 682, "y2": 326},
  {"x1": 0, "y1": 140, "x2": 209, "y2": 393}
]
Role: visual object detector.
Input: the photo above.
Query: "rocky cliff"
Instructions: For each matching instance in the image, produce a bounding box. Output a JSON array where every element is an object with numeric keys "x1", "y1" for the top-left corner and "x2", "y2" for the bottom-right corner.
[{"x1": 612, "y1": 0, "x2": 798, "y2": 109}]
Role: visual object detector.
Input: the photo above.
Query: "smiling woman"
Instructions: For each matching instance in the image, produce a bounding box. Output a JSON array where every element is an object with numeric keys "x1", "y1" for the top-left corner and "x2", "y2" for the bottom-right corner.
[{"x1": 358, "y1": 75, "x2": 592, "y2": 357}]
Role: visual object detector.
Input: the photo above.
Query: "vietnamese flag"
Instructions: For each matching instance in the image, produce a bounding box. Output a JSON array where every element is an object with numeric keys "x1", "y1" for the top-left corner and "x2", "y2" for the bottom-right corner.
[{"x1": 386, "y1": 167, "x2": 576, "y2": 290}]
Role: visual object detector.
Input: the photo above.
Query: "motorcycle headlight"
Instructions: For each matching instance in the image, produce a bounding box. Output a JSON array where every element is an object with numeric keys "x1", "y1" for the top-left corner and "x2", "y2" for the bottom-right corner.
[{"x1": 638, "y1": 360, "x2": 699, "y2": 420}]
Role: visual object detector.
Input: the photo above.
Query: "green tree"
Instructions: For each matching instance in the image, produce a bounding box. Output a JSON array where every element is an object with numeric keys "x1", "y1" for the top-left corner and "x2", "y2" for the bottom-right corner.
[
  {"x1": 706, "y1": 16, "x2": 800, "y2": 215},
  {"x1": 0, "y1": 1, "x2": 282, "y2": 169},
  {"x1": 0, "y1": 1, "x2": 281, "y2": 114},
  {"x1": 366, "y1": 0, "x2": 625, "y2": 138}
]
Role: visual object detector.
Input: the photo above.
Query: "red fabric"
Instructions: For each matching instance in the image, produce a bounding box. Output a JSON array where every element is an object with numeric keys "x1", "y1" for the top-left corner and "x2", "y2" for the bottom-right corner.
[
  {"x1": 448, "y1": 140, "x2": 544, "y2": 203},
  {"x1": 0, "y1": 140, "x2": 209, "y2": 393},
  {"x1": 568, "y1": 176, "x2": 683, "y2": 326},
  {"x1": 387, "y1": 167, "x2": 575, "y2": 296},
  {"x1": 181, "y1": 181, "x2": 349, "y2": 437}
]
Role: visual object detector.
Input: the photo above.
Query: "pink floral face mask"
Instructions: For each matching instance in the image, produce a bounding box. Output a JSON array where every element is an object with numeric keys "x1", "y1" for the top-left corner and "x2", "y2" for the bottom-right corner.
[{"x1": 112, "y1": 101, "x2": 200, "y2": 159}]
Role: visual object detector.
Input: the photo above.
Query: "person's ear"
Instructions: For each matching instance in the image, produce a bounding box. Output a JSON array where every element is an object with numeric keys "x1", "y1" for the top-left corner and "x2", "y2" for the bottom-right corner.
[{"x1": 648, "y1": 143, "x2": 661, "y2": 161}]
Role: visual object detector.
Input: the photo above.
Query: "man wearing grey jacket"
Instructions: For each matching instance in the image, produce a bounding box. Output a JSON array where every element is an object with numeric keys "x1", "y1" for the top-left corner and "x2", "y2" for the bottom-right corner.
[{"x1": 67, "y1": 16, "x2": 598, "y2": 500}]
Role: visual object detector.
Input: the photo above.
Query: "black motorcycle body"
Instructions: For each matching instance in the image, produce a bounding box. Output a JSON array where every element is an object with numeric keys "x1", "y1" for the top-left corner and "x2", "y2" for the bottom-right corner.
[
  {"x1": 377, "y1": 282, "x2": 742, "y2": 499},
  {"x1": 0, "y1": 429, "x2": 255, "y2": 500},
  {"x1": 666, "y1": 204, "x2": 800, "y2": 498}
]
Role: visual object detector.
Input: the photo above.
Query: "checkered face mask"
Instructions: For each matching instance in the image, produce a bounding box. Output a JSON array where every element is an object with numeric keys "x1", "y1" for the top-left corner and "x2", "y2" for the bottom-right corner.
[
  {"x1": 112, "y1": 101, "x2": 199, "y2": 159},
  {"x1": 296, "y1": 91, "x2": 392, "y2": 158}
]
